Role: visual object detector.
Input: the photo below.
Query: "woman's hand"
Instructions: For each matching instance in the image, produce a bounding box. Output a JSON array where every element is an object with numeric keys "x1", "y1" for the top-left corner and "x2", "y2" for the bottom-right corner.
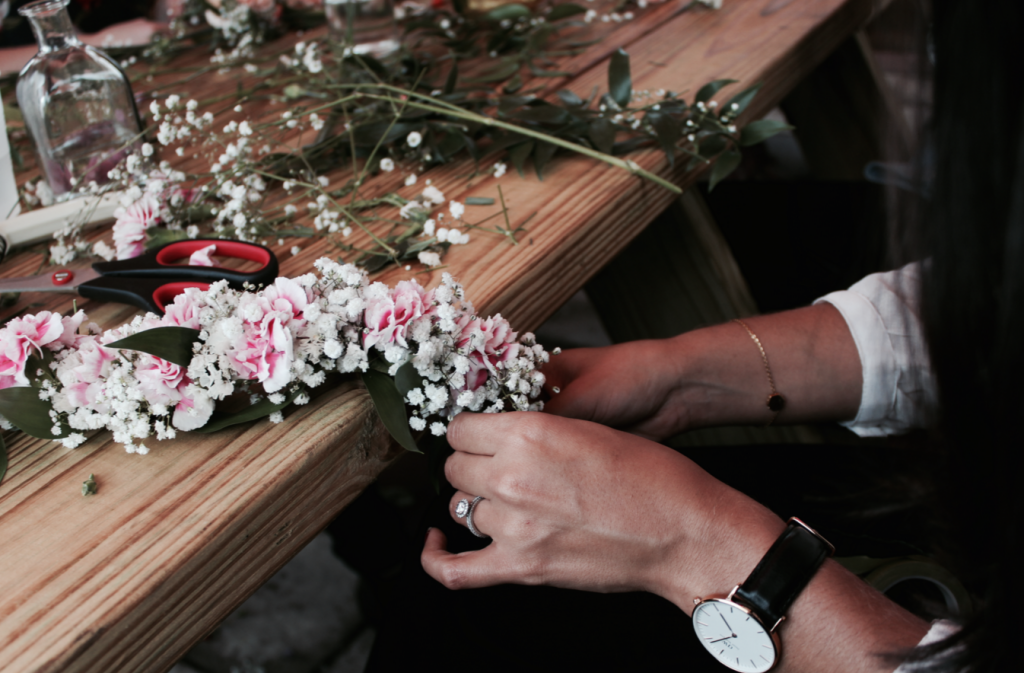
[
  {"x1": 541, "y1": 340, "x2": 693, "y2": 440},
  {"x1": 420, "y1": 410, "x2": 783, "y2": 607},
  {"x1": 420, "y1": 410, "x2": 929, "y2": 673},
  {"x1": 543, "y1": 304, "x2": 864, "y2": 434}
]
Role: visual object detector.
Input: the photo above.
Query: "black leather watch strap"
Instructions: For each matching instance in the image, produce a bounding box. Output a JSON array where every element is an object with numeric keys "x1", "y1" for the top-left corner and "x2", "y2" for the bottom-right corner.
[{"x1": 733, "y1": 518, "x2": 834, "y2": 629}]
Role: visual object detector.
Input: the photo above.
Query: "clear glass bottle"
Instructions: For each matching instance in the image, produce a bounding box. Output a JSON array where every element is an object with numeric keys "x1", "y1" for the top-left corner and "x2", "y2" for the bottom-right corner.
[{"x1": 16, "y1": 0, "x2": 142, "y2": 202}]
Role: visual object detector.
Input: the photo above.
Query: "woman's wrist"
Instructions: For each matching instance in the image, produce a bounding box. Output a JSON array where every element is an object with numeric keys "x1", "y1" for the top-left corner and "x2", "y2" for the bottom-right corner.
[
  {"x1": 644, "y1": 459, "x2": 787, "y2": 613},
  {"x1": 660, "y1": 305, "x2": 863, "y2": 432}
]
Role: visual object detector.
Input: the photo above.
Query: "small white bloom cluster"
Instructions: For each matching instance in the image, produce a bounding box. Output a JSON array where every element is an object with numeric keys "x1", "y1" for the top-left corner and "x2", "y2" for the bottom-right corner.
[
  {"x1": 205, "y1": 4, "x2": 261, "y2": 62},
  {"x1": 279, "y1": 41, "x2": 324, "y2": 74},
  {"x1": 0, "y1": 259, "x2": 548, "y2": 452},
  {"x1": 148, "y1": 95, "x2": 213, "y2": 148}
]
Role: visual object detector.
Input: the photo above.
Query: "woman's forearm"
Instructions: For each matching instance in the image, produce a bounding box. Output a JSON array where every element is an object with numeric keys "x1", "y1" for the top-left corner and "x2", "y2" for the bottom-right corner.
[{"x1": 665, "y1": 302, "x2": 863, "y2": 431}]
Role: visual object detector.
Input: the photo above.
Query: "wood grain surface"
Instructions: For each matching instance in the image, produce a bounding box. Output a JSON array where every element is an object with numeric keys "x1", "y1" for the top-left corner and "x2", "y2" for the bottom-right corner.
[{"x1": 0, "y1": 1, "x2": 882, "y2": 670}]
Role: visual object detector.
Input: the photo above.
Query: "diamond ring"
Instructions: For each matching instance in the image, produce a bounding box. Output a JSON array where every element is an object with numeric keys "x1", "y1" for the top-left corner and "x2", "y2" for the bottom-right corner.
[
  {"x1": 455, "y1": 498, "x2": 470, "y2": 519},
  {"x1": 466, "y1": 496, "x2": 488, "y2": 539}
]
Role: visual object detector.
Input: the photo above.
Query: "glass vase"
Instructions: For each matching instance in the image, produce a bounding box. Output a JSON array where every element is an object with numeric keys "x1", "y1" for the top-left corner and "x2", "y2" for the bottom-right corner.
[{"x1": 16, "y1": 0, "x2": 143, "y2": 202}]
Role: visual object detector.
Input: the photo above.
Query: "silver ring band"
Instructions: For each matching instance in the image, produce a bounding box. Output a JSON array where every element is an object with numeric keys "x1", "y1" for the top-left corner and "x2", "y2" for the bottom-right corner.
[{"x1": 466, "y1": 496, "x2": 489, "y2": 539}]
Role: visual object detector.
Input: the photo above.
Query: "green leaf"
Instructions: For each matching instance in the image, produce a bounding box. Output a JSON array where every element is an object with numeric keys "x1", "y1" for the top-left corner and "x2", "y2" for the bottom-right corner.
[
  {"x1": 509, "y1": 104, "x2": 569, "y2": 124},
  {"x1": 528, "y1": 65, "x2": 571, "y2": 78},
  {"x1": 698, "y1": 134, "x2": 728, "y2": 158},
  {"x1": 526, "y1": 24, "x2": 555, "y2": 53},
  {"x1": 197, "y1": 389, "x2": 302, "y2": 434},
  {"x1": 465, "y1": 197, "x2": 495, "y2": 205},
  {"x1": 739, "y1": 118, "x2": 794, "y2": 146},
  {"x1": 361, "y1": 368, "x2": 420, "y2": 453},
  {"x1": 547, "y1": 3, "x2": 585, "y2": 20},
  {"x1": 588, "y1": 117, "x2": 616, "y2": 154},
  {"x1": 0, "y1": 387, "x2": 67, "y2": 439},
  {"x1": 725, "y1": 82, "x2": 762, "y2": 117},
  {"x1": 394, "y1": 361, "x2": 424, "y2": 397},
  {"x1": 105, "y1": 327, "x2": 201, "y2": 368},
  {"x1": 534, "y1": 141, "x2": 558, "y2": 180},
  {"x1": 0, "y1": 433, "x2": 7, "y2": 487},
  {"x1": 274, "y1": 226, "x2": 316, "y2": 237},
  {"x1": 695, "y1": 78, "x2": 737, "y2": 104},
  {"x1": 608, "y1": 48, "x2": 632, "y2": 108},
  {"x1": 443, "y1": 61, "x2": 459, "y2": 95},
  {"x1": 145, "y1": 227, "x2": 189, "y2": 250},
  {"x1": 24, "y1": 349, "x2": 54, "y2": 389},
  {"x1": 648, "y1": 112, "x2": 681, "y2": 168},
  {"x1": 556, "y1": 89, "x2": 584, "y2": 107},
  {"x1": 503, "y1": 74, "x2": 523, "y2": 94},
  {"x1": 464, "y1": 60, "x2": 520, "y2": 84},
  {"x1": 508, "y1": 141, "x2": 535, "y2": 176},
  {"x1": 484, "y1": 3, "x2": 532, "y2": 22},
  {"x1": 709, "y1": 147, "x2": 741, "y2": 191}
]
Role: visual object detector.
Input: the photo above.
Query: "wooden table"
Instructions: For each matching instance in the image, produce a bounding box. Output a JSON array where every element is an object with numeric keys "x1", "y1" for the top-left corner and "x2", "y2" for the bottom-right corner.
[{"x1": 0, "y1": 1, "x2": 885, "y2": 670}]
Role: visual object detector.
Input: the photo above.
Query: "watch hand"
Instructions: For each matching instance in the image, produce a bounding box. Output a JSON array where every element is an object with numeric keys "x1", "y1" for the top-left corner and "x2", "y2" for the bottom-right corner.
[
  {"x1": 709, "y1": 636, "x2": 735, "y2": 643},
  {"x1": 720, "y1": 613, "x2": 735, "y2": 635}
]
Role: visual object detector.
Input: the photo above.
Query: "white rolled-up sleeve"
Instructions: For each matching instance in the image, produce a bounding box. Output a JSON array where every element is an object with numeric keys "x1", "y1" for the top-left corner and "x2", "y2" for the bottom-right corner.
[{"x1": 813, "y1": 263, "x2": 938, "y2": 436}]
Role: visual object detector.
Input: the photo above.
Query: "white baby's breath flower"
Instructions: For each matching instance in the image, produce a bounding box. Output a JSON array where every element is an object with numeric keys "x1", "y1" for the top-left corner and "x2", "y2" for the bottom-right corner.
[
  {"x1": 406, "y1": 131, "x2": 422, "y2": 148},
  {"x1": 92, "y1": 240, "x2": 115, "y2": 261},
  {"x1": 493, "y1": 162, "x2": 507, "y2": 178},
  {"x1": 449, "y1": 200, "x2": 465, "y2": 220},
  {"x1": 418, "y1": 251, "x2": 442, "y2": 267},
  {"x1": 422, "y1": 185, "x2": 445, "y2": 205},
  {"x1": 380, "y1": 158, "x2": 395, "y2": 172},
  {"x1": 404, "y1": 174, "x2": 417, "y2": 186}
]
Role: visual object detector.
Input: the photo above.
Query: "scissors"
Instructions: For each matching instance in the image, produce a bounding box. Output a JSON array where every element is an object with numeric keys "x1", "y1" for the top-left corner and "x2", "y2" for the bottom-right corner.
[{"x1": 0, "y1": 239, "x2": 279, "y2": 315}]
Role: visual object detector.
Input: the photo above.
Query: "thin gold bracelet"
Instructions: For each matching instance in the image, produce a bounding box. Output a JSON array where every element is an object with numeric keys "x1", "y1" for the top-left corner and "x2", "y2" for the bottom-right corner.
[{"x1": 733, "y1": 318, "x2": 785, "y2": 426}]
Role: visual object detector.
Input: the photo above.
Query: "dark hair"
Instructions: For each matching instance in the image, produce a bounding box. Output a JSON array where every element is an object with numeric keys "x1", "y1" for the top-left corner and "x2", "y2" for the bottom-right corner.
[{"x1": 906, "y1": 0, "x2": 1024, "y2": 669}]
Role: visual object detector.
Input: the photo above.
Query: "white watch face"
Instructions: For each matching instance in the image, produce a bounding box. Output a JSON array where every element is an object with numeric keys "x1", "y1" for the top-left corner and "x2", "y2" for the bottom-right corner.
[{"x1": 692, "y1": 599, "x2": 778, "y2": 672}]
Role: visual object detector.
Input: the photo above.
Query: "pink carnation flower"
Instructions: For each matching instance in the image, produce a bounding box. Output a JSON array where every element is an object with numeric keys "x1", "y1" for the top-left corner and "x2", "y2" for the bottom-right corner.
[
  {"x1": 55, "y1": 310, "x2": 88, "y2": 349},
  {"x1": 173, "y1": 386, "x2": 214, "y2": 431},
  {"x1": 0, "y1": 311, "x2": 65, "y2": 389},
  {"x1": 112, "y1": 194, "x2": 161, "y2": 260},
  {"x1": 135, "y1": 353, "x2": 186, "y2": 406},
  {"x1": 230, "y1": 321, "x2": 293, "y2": 393},
  {"x1": 160, "y1": 289, "x2": 205, "y2": 330},
  {"x1": 364, "y1": 280, "x2": 431, "y2": 350},
  {"x1": 188, "y1": 244, "x2": 217, "y2": 267},
  {"x1": 261, "y1": 277, "x2": 311, "y2": 327},
  {"x1": 59, "y1": 336, "x2": 118, "y2": 410},
  {"x1": 455, "y1": 314, "x2": 520, "y2": 391}
]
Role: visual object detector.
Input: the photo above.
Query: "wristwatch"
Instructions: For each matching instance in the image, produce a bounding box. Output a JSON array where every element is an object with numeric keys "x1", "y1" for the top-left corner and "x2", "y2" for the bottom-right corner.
[{"x1": 691, "y1": 517, "x2": 834, "y2": 672}]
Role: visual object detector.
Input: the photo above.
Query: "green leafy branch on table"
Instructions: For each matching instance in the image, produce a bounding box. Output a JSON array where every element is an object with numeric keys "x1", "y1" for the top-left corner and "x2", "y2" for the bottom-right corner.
[{"x1": 4, "y1": 0, "x2": 790, "y2": 278}]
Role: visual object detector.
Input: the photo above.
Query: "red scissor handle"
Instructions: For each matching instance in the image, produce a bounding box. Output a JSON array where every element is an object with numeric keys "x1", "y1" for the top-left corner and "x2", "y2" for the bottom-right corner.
[
  {"x1": 152, "y1": 282, "x2": 211, "y2": 313},
  {"x1": 154, "y1": 240, "x2": 274, "y2": 269},
  {"x1": 91, "y1": 239, "x2": 279, "y2": 289}
]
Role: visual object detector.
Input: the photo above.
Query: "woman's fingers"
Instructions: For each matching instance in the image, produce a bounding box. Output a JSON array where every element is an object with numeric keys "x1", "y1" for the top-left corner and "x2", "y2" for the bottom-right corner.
[
  {"x1": 446, "y1": 412, "x2": 503, "y2": 456},
  {"x1": 444, "y1": 450, "x2": 494, "y2": 498},
  {"x1": 449, "y1": 490, "x2": 494, "y2": 536},
  {"x1": 421, "y1": 528, "x2": 509, "y2": 590}
]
